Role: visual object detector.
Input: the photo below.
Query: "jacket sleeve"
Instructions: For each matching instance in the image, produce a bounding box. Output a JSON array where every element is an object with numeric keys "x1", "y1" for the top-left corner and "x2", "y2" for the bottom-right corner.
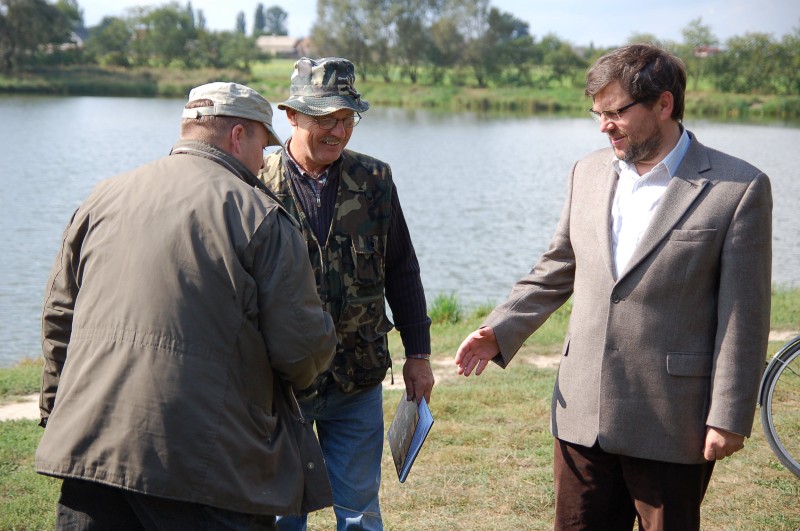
[
  {"x1": 39, "y1": 210, "x2": 83, "y2": 427},
  {"x1": 253, "y1": 209, "x2": 337, "y2": 391},
  {"x1": 384, "y1": 183, "x2": 431, "y2": 355},
  {"x1": 707, "y1": 172, "x2": 772, "y2": 436}
]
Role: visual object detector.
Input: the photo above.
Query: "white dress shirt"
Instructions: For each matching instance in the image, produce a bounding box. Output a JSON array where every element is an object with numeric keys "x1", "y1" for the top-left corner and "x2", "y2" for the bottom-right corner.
[{"x1": 611, "y1": 128, "x2": 690, "y2": 278}]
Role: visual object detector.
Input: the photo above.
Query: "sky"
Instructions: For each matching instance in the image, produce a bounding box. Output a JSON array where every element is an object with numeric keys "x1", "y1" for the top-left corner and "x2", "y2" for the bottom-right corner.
[{"x1": 78, "y1": 0, "x2": 799, "y2": 48}]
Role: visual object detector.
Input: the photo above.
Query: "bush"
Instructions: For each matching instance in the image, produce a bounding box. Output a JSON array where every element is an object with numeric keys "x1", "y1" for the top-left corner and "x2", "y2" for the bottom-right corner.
[{"x1": 429, "y1": 293, "x2": 462, "y2": 324}]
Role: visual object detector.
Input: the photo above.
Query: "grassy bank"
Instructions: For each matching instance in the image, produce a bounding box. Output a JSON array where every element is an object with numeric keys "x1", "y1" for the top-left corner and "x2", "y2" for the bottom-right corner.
[
  {"x1": 2, "y1": 61, "x2": 799, "y2": 121},
  {"x1": 1, "y1": 287, "x2": 798, "y2": 529},
  {"x1": 0, "y1": 65, "x2": 255, "y2": 98}
]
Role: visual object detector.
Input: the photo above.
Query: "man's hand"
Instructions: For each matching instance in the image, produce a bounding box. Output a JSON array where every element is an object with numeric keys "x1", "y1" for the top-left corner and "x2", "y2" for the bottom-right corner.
[
  {"x1": 454, "y1": 327, "x2": 499, "y2": 377},
  {"x1": 703, "y1": 426, "x2": 746, "y2": 461},
  {"x1": 403, "y1": 357, "x2": 434, "y2": 404}
]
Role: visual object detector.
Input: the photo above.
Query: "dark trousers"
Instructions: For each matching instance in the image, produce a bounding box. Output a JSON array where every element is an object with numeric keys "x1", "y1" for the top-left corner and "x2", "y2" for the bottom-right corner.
[
  {"x1": 55, "y1": 478, "x2": 277, "y2": 531},
  {"x1": 553, "y1": 439, "x2": 715, "y2": 531}
]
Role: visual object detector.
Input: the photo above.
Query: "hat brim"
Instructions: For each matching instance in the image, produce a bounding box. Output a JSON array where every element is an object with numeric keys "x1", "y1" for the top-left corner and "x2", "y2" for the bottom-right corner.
[
  {"x1": 263, "y1": 123, "x2": 283, "y2": 147},
  {"x1": 277, "y1": 95, "x2": 370, "y2": 116}
]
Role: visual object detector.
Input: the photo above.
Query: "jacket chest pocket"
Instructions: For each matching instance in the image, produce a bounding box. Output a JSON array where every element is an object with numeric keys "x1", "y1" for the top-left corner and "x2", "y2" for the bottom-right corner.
[
  {"x1": 668, "y1": 228, "x2": 717, "y2": 242},
  {"x1": 341, "y1": 234, "x2": 383, "y2": 287}
]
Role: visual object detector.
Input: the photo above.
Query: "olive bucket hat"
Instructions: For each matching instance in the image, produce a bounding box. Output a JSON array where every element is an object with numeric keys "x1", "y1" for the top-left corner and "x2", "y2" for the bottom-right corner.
[
  {"x1": 277, "y1": 57, "x2": 370, "y2": 116},
  {"x1": 182, "y1": 81, "x2": 282, "y2": 147}
]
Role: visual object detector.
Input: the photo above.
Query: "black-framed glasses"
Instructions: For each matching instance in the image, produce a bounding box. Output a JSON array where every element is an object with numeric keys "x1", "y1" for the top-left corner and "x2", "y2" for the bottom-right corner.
[
  {"x1": 588, "y1": 100, "x2": 642, "y2": 123},
  {"x1": 311, "y1": 113, "x2": 361, "y2": 130}
]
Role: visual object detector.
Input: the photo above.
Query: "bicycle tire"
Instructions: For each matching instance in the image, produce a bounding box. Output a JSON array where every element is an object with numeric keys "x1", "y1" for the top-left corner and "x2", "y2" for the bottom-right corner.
[{"x1": 759, "y1": 335, "x2": 800, "y2": 478}]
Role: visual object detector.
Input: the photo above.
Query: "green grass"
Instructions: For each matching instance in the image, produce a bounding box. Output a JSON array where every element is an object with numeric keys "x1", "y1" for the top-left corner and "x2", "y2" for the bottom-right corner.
[
  {"x1": 0, "y1": 359, "x2": 42, "y2": 403},
  {"x1": 2, "y1": 288, "x2": 799, "y2": 528},
  {"x1": 0, "y1": 421, "x2": 60, "y2": 529},
  {"x1": 772, "y1": 285, "x2": 800, "y2": 332},
  {"x1": 3, "y1": 61, "x2": 799, "y2": 121},
  {"x1": 428, "y1": 293, "x2": 463, "y2": 325}
]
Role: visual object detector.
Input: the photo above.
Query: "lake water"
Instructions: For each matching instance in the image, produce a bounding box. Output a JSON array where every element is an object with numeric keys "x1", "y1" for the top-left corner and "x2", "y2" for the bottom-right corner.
[{"x1": 1, "y1": 95, "x2": 798, "y2": 366}]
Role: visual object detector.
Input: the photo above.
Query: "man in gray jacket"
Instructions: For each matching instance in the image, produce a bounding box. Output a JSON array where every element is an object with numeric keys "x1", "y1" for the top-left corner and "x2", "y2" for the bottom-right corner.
[
  {"x1": 37, "y1": 82, "x2": 337, "y2": 529},
  {"x1": 455, "y1": 45, "x2": 771, "y2": 529}
]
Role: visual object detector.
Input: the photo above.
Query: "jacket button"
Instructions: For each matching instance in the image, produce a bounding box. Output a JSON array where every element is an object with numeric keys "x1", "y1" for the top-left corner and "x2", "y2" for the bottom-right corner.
[{"x1": 307, "y1": 462, "x2": 315, "y2": 470}]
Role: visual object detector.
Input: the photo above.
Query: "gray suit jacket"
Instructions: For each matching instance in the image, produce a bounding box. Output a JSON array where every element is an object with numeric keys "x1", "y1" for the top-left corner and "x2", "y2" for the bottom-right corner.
[{"x1": 484, "y1": 132, "x2": 772, "y2": 464}]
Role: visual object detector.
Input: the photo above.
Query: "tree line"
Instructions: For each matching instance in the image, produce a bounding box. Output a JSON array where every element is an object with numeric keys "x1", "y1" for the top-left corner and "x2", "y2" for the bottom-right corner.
[
  {"x1": 1, "y1": 0, "x2": 798, "y2": 96},
  {"x1": 0, "y1": 0, "x2": 290, "y2": 71}
]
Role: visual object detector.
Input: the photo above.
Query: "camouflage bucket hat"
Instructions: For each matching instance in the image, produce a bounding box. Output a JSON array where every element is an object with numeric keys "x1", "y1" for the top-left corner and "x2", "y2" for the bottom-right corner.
[
  {"x1": 277, "y1": 57, "x2": 370, "y2": 116},
  {"x1": 182, "y1": 81, "x2": 282, "y2": 147}
]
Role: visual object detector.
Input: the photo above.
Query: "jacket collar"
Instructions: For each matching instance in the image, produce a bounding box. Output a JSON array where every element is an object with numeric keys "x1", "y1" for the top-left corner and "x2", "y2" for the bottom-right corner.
[{"x1": 170, "y1": 139, "x2": 260, "y2": 188}]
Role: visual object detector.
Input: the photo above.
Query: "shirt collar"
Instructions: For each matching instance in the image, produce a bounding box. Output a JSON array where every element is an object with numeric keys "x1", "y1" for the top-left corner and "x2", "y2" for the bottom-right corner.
[{"x1": 284, "y1": 137, "x2": 334, "y2": 182}]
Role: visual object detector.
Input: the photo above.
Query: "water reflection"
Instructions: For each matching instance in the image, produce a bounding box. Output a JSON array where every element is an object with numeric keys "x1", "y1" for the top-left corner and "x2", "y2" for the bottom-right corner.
[{"x1": 0, "y1": 96, "x2": 797, "y2": 366}]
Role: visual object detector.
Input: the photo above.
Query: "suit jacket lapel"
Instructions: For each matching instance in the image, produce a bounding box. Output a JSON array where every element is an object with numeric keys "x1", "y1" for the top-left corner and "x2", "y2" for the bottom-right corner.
[
  {"x1": 595, "y1": 165, "x2": 619, "y2": 280},
  {"x1": 617, "y1": 136, "x2": 710, "y2": 282}
]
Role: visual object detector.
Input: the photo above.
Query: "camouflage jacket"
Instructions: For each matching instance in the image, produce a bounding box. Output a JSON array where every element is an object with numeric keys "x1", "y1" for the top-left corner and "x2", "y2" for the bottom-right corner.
[{"x1": 260, "y1": 149, "x2": 394, "y2": 393}]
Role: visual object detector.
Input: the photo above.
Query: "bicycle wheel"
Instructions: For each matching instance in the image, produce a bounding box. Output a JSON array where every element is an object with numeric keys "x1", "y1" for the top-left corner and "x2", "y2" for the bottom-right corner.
[{"x1": 760, "y1": 336, "x2": 800, "y2": 477}]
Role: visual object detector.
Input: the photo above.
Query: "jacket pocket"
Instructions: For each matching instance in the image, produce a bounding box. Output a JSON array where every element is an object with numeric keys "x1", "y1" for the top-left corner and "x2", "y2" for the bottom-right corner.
[
  {"x1": 668, "y1": 229, "x2": 717, "y2": 242},
  {"x1": 247, "y1": 402, "x2": 279, "y2": 441},
  {"x1": 666, "y1": 352, "x2": 712, "y2": 377},
  {"x1": 349, "y1": 235, "x2": 383, "y2": 286}
]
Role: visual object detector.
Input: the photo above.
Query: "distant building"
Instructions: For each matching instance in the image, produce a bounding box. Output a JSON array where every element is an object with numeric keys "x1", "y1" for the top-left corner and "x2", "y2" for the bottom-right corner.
[
  {"x1": 45, "y1": 31, "x2": 84, "y2": 53},
  {"x1": 694, "y1": 45, "x2": 722, "y2": 58},
  {"x1": 296, "y1": 37, "x2": 314, "y2": 58},
  {"x1": 255, "y1": 35, "x2": 304, "y2": 58}
]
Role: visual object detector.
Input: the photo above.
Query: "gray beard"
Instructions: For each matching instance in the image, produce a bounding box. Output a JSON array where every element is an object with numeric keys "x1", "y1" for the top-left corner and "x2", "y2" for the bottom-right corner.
[{"x1": 622, "y1": 131, "x2": 662, "y2": 164}]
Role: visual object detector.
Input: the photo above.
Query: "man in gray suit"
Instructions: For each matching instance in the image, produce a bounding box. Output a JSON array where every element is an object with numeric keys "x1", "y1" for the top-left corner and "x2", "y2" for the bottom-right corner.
[{"x1": 455, "y1": 44, "x2": 772, "y2": 529}]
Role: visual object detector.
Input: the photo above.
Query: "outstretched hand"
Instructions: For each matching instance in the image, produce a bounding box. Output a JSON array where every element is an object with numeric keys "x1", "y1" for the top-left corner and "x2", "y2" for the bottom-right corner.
[{"x1": 454, "y1": 327, "x2": 499, "y2": 377}]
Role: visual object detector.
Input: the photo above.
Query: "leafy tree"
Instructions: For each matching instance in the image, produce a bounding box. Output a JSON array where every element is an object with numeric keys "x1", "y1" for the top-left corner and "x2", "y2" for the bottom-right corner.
[
  {"x1": 456, "y1": 3, "x2": 537, "y2": 87},
  {"x1": 85, "y1": 16, "x2": 132, "y2": 66},
  {"x1": 626, "y1": 32, "x2": 664, "y2": 47},
  {"x1": 0, "y1": 0, "x2": 73, "y2": 72},
  {"x1": 485, "y1": 8, "x2": 535, "y2": 85},
  {"x1": 196, "y1": 8, "x2": 206, "y2": 30},
  {"x1": 709, "y1": 33, "x2": 781, "y2": 93},
  {"x1": 679, "y1": 18, "x2": 718, "y2": 90},
  {"x1": 453, "y1": 0, "x2": 492, "y2": 86},
  {"x1": 427, "y1": 16, "x2": 463, "y2": 84},
  {"x1": 391, "y1": 0, "x2": 437, "y2": 83},
  {"x1": 264, "y1": 6, "x2": 288, "y2": 36},
  {"x1": 219, "y1": 31, "x2": 257, "y2": 69},
  {"x1": 135, "y1": 3, "x2": 198, "y2": 67},
  {"x1": 54, "y1": 0, "x2": 84, "y2": 33},
  {"x1": 777, "y1": 26, "x2": 800, "y2": 95},
  {"x1": 312, "y1": 0, "x2": 370, "y2": 80},
  {"x1": 362, "y1": 0, "x2": 394, "y2": 82},
  {"x1": 236, "y1": 11, "x2": 246, "y2": 34},
  {"x1": 253, "y1": 4, "x2": 266, "y2": 36},
  {"x1": 539, "y1": 33, "x2": 586, "y2": 87}
]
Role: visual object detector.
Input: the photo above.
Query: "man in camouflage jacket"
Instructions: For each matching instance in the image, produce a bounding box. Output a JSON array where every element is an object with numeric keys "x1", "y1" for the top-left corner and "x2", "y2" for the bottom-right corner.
[{"x1": 259, "y1": 57, "x2": 434, "y2": 531}]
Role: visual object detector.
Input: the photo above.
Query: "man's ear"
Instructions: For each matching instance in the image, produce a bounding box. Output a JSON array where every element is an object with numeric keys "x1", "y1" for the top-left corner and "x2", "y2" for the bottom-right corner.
[
  {"x1": 658, "y1": 91, "x2": 675, "y2": 120},
  {"x1": 228, "y1": 123, "x2": 246, "y2": 156},
  {"x1": 286, "y1": 108, "x2": 298, "y2": 126}
]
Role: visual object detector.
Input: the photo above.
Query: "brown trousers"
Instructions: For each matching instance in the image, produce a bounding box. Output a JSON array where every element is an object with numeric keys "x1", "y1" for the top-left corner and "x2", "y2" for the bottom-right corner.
[{"x1": 553, "y1": 439, "x2": 715, "y2": 531}]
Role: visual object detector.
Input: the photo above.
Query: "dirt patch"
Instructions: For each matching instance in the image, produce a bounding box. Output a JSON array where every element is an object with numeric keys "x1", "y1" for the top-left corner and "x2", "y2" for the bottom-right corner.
[
  {"x1": 385, "y1": 351, "x2": 560, "y2": 393},
  {"x1": 0, "y1": 394, "x2": 39, "y2": 421}
]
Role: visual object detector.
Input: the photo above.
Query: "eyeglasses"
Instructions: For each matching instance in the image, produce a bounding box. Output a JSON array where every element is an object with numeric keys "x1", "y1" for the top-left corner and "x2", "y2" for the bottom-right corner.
[
  {"x1": 588, "y1": 100, "x2": 642, "y2": 123},
  {"x1": 310, "y1": 113, "x2": 361, "y2": 130}
]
